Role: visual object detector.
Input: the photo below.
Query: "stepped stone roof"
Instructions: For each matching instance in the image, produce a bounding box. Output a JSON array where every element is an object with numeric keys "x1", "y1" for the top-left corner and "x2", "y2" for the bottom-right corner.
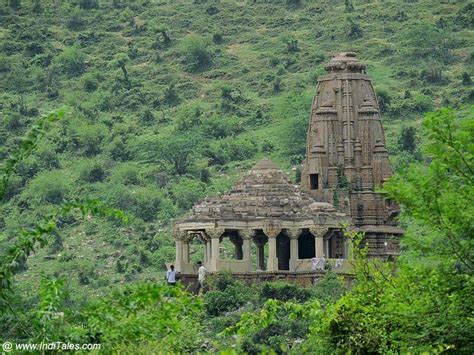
[{"x1": 180, "y1": 158, "x2": 342, "y2": 223}]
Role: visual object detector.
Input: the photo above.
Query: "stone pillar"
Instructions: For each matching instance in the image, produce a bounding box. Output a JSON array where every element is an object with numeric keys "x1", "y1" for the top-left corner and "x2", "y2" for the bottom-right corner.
[
  {"x1": 264, "y1": 229, "x2": 279, "y2": 272},
  {"x1": 287, "y1": 229, "x2": 300, "y2": 272},
  {"x1": 254, "y1": 235, "x2": 266, "y2": 271},
  {"x1": 206, "y1": 228, "x2": 223, "y2": 272},
  {"x1": 230, "y1": 235, "x2": 243, "y2": 260},
  {"x1": 182, "y1": 241, "x2": 190, "y2": 263},
  {"x1": 235, "y1": 243, "x2": 243, "y2": 260},
  {"x1": 257, "y1": 244, "x2": 265, "y2": 271},
  {"x1": 175, "y1": 239, "x2": 183, "y2": 271},
  {"x1": 310, "y1": 227, "x2": 326, "y2": 258},
  {"x1": 203, "y1": 241, "x2": 208, "y2": 262},
  {"x1": 206, "y1": 241, "x2": 212, "y2": 261},
  {"x1": 239, "y1": 230, "x2": 253, "y2": 272}
]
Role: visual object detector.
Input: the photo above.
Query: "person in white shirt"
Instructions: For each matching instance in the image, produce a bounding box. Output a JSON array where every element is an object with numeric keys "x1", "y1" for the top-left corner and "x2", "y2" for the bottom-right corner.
[
  {"x1": 196, "y1": 261, "x2": 207, "y2": 295},
  {"x1": 165, "y1": 265, "x2": 176, "y2": 286}
]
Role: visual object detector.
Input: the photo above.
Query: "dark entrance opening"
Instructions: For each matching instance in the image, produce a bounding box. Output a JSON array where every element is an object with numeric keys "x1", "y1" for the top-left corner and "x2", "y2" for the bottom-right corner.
[
  {"x1": 327, "y1": 232, "x2": 345, "y2": 258},
  {"x1": 310, "y1": 174, "x2": 319, "y2": 190},
  {"x1": 276, "y1": 233, "x2": 290, "y2": 270},
  {"x1": 298, "y1": 229, "x2": 315, "y2": 259}
]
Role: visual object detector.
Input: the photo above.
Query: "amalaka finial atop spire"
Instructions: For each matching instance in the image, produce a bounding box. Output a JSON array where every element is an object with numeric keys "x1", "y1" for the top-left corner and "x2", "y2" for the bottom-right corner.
[{"x1": 325, "y1": 52, "x2": 366, "y2": 73}]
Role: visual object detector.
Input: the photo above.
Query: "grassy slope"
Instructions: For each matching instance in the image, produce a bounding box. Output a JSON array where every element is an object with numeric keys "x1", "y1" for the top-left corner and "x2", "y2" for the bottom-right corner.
[{"x1": 0, "y1": 0, "x2": 472, "y2": 302}]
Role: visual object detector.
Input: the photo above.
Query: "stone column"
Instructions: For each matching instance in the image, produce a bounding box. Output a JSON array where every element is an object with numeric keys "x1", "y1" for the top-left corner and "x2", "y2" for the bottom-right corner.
[
  {"x1": 239, "y1": 230, "x2": 253, "y2": 272},
  {"x1": 206, "y1": 241, "x2": 212, "y2": 261},
  {"x1": 230, "y1": 236, "x2": 243, "y2": 260},
  {"x1": 310, "y1": 227, "x2": 326, "y2": 258},
  {"x1": 264, "y1": 229, "x2": 279, "y2": 272},
  {"x1": 206, "y1": 228, "x2": 224, "y2": 272},
  {"x1": 287, "y1": 229, "x2": 300, "y2": 272},
  {"x1": 175, "y1": 239, "x2": 183, "y2": 271},
  {"x1": 254, "y1": 235, "x2": 266, "y2": 271},
  {"x1": 203, "y1": 240, "x2": 208, "y2": 262},
  {"x1": 173, "y1": 229, "x2": 188, "y2": 272},
  {"x1": 182, "y1": 241, "x2": 190, "y2": 263}
]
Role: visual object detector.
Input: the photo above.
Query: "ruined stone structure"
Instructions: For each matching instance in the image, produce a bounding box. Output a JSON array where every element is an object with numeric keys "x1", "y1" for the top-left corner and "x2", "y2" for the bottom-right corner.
[{"x1": 173, "y1": 53, "x2": 402, "y2": 275}]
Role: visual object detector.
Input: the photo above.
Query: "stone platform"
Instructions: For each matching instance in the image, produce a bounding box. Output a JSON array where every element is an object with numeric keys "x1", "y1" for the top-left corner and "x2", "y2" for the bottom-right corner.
[{"x1": 177, "y1": 269, "x2": 354, "y2": 290}]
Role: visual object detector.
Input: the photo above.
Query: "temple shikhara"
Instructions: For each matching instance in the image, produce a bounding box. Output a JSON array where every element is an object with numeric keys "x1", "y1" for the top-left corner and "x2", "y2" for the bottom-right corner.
[{"x1": 173, "y1": 53, "x2": 403, "y2": 276}]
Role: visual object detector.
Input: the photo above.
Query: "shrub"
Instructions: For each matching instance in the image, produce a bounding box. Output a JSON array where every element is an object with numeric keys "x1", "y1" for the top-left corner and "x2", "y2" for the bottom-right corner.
[
  {"x1": 73, "y1": 122, "x2": 108, "y2": 156},
  {"x1": 77, "y1": 159, "x2": 107, "y2": 183},
  {"x1": 78, "y1": 283, "x2": 203, "y2": 353},
  {"x1": 82, "y1": 73, "x2": 99, "y2": 92},
  {"x1": 260, "y1": 282, "x2": 312, "y2": 303},
  {"x1": 25, "y1": 170, "x2": 73, "y2": 204},
  {"x1": 179, "y1": 35, "x2": 212, "y2": 72},
  {"x1": 55, "y1": 47, "x2": 86, "y2": 76},
  {"x1": 311, "y1": 271, "x2": 347, "y2": 306},
  {"x1": 109, "y1": 163, "x2": 141, "y2": 185},
  {"x1": 207, "y1": 271, "x2": 237, "y2": 291},
  {"x1": 79, "y1": 0, "x2": 99, "y2": 10},
  {"x1": 201, "y1": 115, "x2": 244, "y2": 139},
  {"x1": 204, "y1": 281, "x2": 252, "y2": 317},
  {"x1": 205, "y1": 138, "x2": 258, "y2": 166},
  {"x1": 129, "y1": 133, "x2": 199, "y2": 175},
  {"x1": 347, "y1": 18, "x2": 363, "y2": 39}
]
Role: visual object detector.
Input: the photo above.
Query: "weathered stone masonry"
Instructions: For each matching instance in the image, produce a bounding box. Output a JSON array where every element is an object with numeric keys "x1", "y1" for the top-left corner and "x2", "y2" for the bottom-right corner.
[{"x1": 173, "y1": 53, "x2": 403, "y2": 275}]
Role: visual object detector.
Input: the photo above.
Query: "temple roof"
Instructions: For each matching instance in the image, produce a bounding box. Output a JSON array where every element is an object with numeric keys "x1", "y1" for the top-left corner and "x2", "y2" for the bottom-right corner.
[
  {"x1": 325, "y1": 52, "x2": 366, "y2": 73},
  {"x1": 178, "y1": 158, "x2": 341, "y2": 223}
]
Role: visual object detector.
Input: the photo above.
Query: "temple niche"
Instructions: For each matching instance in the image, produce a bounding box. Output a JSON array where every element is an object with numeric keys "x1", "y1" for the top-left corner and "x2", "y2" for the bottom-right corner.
[{"x1": 174, "y1": 52, "x2": 402, "y2": 275}]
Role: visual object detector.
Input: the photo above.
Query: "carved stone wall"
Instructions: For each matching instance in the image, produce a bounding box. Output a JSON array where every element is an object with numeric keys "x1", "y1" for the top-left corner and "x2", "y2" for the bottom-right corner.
[{"x1": 301, "y1": 52, "x2": 402, "y2": 255}]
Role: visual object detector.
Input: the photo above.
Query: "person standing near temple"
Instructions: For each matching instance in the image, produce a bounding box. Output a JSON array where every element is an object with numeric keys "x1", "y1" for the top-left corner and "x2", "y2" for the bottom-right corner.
[{"x1": 165, "y1": 264, "x2": 176, "y2": 286}]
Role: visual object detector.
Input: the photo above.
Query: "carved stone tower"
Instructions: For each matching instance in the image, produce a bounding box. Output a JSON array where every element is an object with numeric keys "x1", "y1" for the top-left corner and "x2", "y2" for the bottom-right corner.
[{"x1": 302, "y1": 52, "x2": 402, "y2": 256}]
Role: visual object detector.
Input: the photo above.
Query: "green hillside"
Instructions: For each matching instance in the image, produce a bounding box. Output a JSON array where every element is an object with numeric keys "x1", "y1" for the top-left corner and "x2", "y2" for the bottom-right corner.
[{"x1": 0, "y1": 0, "x2": 473, "y2": 351}]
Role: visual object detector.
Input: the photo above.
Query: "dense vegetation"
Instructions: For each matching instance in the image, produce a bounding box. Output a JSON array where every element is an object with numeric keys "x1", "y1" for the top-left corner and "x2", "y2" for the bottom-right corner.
[{"x1": 0, "y1": 0, "x2": 473, "y2": 353}]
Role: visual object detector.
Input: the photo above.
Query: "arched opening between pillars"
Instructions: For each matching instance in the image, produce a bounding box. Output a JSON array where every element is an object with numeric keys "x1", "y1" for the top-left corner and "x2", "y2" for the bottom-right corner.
[
  {"x1": 219, "y1": 230, "x2": 243, "y2": 260},
  {"x1": 298, "y1": 229, "x2": 315, "y2": 259},
  {"x1": 276, "y1": 232, "x2": 290, "y2": 270},
  {"x1": 326, "y1": 230, "x2": 345, "y2": 259}
]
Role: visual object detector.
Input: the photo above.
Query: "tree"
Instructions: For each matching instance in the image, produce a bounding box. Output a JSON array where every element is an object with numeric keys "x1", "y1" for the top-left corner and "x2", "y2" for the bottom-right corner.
[
  {"x1": 397, "y1": 126, "x2": 417, "y2": 153},
  {"x1": 347, "y1": 18, "x2": 363, "y2": 39},
  {"x1": 129, "y1": 133, "x2": 199, "y2": 175},
  {"x1": 299, "y1": 107, "x2": 474, "y2": 353},
  {"x1": 112, "y1": 53, "x2": 131, "y2": 88}
]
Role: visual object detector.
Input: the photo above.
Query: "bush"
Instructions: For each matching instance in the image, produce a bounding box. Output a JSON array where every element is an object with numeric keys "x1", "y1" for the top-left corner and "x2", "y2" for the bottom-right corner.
[
  {"x1": 82, "y1": 73, "x2": 99, "y2": 92},
  {"x1": 201, "y1": 115, "x2": 244, "y2": 139},
  {"x1": 206, "y1": 137, "x2": 258, "y2": 166},
  {"x1": 311, "y1": 271, "x2": 347, "y2": 306},
  {"x1": 204, "y1": 281, "x2": 252, "y2": 317},
  {"x1": 260, "y1": 282, "x2": 312, "y2": 303},
  {"x1": 179, "y1": 35, "x2": 212, "y2": 72},
  {"x1": 55, "y1": 47, "x2": 86, "y2": 76},
  {"x1": 25, "y1": 170, "x2": 73, "y2": 204},
  {"x1": 77, "y1": 283, "x2": 203, "y2": 353},
  {"x1": 101, "y1": 184, "x2": 172, "y2": 222}
]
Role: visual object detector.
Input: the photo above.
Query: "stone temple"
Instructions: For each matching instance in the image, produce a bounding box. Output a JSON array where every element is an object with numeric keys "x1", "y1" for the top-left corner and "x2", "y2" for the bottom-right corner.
[{"x1": 173, "y1": 52, "x2": 402, "y2": 276}]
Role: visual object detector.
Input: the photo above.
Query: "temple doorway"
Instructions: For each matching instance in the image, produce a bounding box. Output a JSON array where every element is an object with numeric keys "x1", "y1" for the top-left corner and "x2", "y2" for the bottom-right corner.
[{"x1": 327, "y1": 231, "x2": 345, "y2": 258}]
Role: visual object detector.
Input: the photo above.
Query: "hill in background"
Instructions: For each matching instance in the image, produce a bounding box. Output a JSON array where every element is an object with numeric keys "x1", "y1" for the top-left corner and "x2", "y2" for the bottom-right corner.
[{"x1": 0, "y1": 0, "x2": 472, "y2": 301}]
